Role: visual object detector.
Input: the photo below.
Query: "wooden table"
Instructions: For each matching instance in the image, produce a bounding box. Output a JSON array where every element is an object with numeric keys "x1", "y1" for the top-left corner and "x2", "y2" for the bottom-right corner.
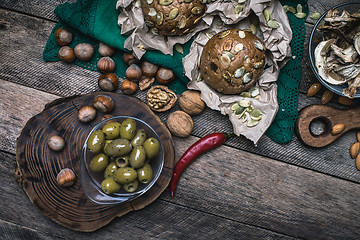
[{"x1": 1, "y1": 0, "x2": 359, "y2": 239}]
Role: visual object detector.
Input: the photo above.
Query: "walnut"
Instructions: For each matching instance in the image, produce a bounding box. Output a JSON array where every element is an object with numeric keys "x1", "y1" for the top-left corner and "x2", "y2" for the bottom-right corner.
[
  {"x1": 166, "y1": 111, "x2": 194, "y2": 138},
  {"x1": 146, "y1": 85, "x2": 177, "y2": 112},
  {"x1": 179, "y1": 90, "x2": 205, "y2": 115}
]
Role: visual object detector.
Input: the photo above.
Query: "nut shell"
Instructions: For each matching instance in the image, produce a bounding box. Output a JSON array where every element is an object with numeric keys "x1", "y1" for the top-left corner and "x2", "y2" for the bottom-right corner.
[
  {"x1": 57, "y1": 168, "x2": 76, "y2": 187},
  {"x1": 58, "y1": 46, "x2": 75, "y2": 63},
  {"x1": 200, "y1": 29, "x2": 266, "y2": 94},
  {"x1": 55, "y1": 28, "x2": 73, "y2": 46},
  {"x1": 167, "y1": 110, "x2": 194, "y2": 137},
  {"x1": 179, "y1": 90, "x2": 205, "y2": 115},
  {"x1": 98, "y1": 73, "x2": 119, "y2": 92},
  {"x1": 74, "y1": 43, "x2": 94, "y2": 61},
  {"x1": 147, "y1": 85, "x2": 177, "y2": 112},
  {"x1": 97, "y1": 57, "x2": 116, "y2": 73},
  {"x1": 93, "y1": 95, "x2": 114, "y2": 113}
]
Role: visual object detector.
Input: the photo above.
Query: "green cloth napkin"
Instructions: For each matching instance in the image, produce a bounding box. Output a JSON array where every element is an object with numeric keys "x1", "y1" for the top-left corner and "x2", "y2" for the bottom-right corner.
[{"x1": 43, "y1": 0, "x2": 308, "y2": 144}]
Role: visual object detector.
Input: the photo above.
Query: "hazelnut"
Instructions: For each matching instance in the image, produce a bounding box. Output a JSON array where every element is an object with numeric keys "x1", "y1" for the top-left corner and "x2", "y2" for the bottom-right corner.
[
  {"x1": 74, "y1": 43, "x2": 94, "y2": 61},
  {"x1": 47, "y1": 135, "x2": 65, "y2": 152},
  {"x1": 97, "y1": 57, "x2": 116, "y2": 73},
  {"x1": 58, "y1": 46, "x2": 75, "y2": 63},
  {"x1": 57, "y1": 168, "x2": 76, "y2": 187},
  {"x1": 98, "y1": 73, "x2": 119, "y2": 92},
  {"x1": 121, "y1": 79, "x2": 138, "y2": 95},
  {"x1": 93, "y1": 95, "x2": 114, "y2": 113},
  {"x1": 141, "y1": 61, "x2": 158, "y2": 77},
  {"x1": 156, "y1": 68, "x2": 175, "y2": 85},
  {"x1": 179, "y1": 90, "x2": 206, "y2": 115},
  {"x1": 123, "y1": 52, "x2": 139, "y2": 66},
  {"x1": 55, "y1": 28, "x2": 73, "y2": 46},
  {"x1": 126, "y1": 64, "x2": 142, "y2": 82},
  {"x1": 78, "y1": 105, "x2": 97, "y2": 123},
  {"x1": 98, "y1": 42, "x2": 115, "y2": 57},
  {"x1": 167, "y1": 111, "x2": 194, "y2": 138}
]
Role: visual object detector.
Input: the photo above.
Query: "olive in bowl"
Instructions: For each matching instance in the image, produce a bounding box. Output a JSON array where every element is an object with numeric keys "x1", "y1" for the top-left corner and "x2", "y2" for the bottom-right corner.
[{"x1": 81, "y1": 116, "x2": 164, "y2": 205}]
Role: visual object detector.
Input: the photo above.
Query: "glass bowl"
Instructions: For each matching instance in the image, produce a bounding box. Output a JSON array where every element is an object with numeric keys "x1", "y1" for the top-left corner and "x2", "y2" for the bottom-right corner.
[
  {"x1": 308, "y1": 2, "x2": 360, "y2": 98},
  {"x1": 80, "y1": 116, "x2": 164, "y2": 205}
]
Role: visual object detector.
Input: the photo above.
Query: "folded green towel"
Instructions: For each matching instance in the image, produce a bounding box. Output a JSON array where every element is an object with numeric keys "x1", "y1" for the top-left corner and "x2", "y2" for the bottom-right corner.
[{"x1": 43, "y1": 0, "x2": 308, "y2": 144}]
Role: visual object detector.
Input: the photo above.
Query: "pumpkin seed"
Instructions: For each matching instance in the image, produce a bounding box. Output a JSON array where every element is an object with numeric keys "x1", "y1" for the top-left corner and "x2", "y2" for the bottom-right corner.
[
  {"x1": 239, "y1": 99, "x2": 251, "y2": 108},
  {"x1": 238, "y1": 0, "x2": 246, "y2": 3},
  {"x1": 148, "y1": 8, "x2": 157, "y2": 17},
  {"x1": 159, "y1": 0, "x2": 172, "y2": 6},
  {"x1": 250, "y1": 24, "x2": 257, "y2": 35},
  {"x1": 169, "y1": 8, "x2": 179, "y2": 19},
  {"x1": 310, "y1": 12, "x2": 321, "y2": 20},
  {"x1": 223, "y1": 71, "x2": 232, "y2": 84},
  {"x1": 156, "y1": 12, "x2": 164, "y2": 25},
  {"x1": 243, "y1": 72, "x2": 253, "y2": 83},
  {"x1": 146, "y1": 0, "x2": 153, "y2": 4},
  {"x1": 208, "y1": 92, "x2": 213, "y2": 100},
  {"x1": 231, "y1": 103, "x2": 240, "y2": 111},
  {"x1": 254, "y1": 40, "x2": 264, "y2": 51},
  {"x1": 296, "y1": 4, "x2": 303, "y2": 13},
  {"x1": 283, "y1": 5, "x2": 289, "y2": 13},
  {"x1": 234, "y1": 4, "x2": 243, "y2": 15},
  {"x1": 247, "y1": 119, "x2": 259, "y2": 127},
  {"x1": 240, "y1": 92, "x2": 251, "y2": 98},
  {"x1": 223, "y1": 39, "x2": 233, "y2": 51},
  {"x1": 220, "y1": 55, "x2": 231, "y2": 66},
  {"x1": 193, "y1": 17, "x2": 202, "y2": 25},
  {"x1": 205, "y1": 32, "x2": 213, "y2": 39},
  {"x1": 201, "y1": 0, "x2": 207, "y2": 3},
  {"x1": 288, "y1": 6, "x2": 296, "y2": 14},
  {"x1": 177, "y1": 16, "x2": 186, "y2": 29},
  {"x1": 249, "y1": 87, "x2": 260, "y2": 97},
  {"x1": 235, "y1": 106, "x2": 245, "y2": 115},
  {"x1": 223, "y1": 51, "x2": 234, "y2": 60},
  {"x1": 250, "y1": 109, "x2": 262, "y2": 118},
  {"x1": 254, "y1": 60, "x2": 264, "y2": 69},
  {"x1": 267, "y1": 19, "x2": 280, "y2": 29},
  {"x1": 263, "y1": 9, "x2": 272, "y2": 22},
  {"x1": 196, "y1": 73, "x2": 203, "y2": 82},
  {"x1": 234, "y1": 67, "x2": 246, "y2": 78},
  {"x1": 184, "y1": 0, "x2": 192, "y2": 2},
  {"x1": 191, "y1": 7, "x2": 202, "y2": 15},
  {"x1": 295, "y1": 12, "x2": 307, "y2": 19},
  {"x1": 238, "y1": 30, "x2": 246, "y2": 39},
  {"x1": 175, "y1": 44, "x2": 183, "y2": 54},
  {"x1": 234, "y1": 43, "x2": 244, "y2": 52},
  {"x1": 151, "y1": 28, "x2": 159, "y2": 35},
  {"x1": 241, "y1": 112, "x2": 248, "y2": 122},
  {"x1": 145, "y1": 20, "x2": 154, "y2": 27},
  {"x1": 218, "y1": 30, "x2": 231, "y2": 39},
  {"x1": 135, "y1": 0, "x2": 141, "y2": 8}
]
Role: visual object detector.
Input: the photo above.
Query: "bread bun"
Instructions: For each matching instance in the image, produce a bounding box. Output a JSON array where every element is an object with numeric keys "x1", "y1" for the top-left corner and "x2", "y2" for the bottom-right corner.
[
  {"x1": 140, "y1": 0, "x2": 206, "y2": 36},
  {"x1": 200, "y1": 29, "x2": 266, "y2": 94}
]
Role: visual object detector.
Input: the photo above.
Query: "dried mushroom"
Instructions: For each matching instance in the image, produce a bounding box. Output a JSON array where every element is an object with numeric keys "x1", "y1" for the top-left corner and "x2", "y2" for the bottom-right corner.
[{"x1": 146, "y1": 85, "x2": 177, "y2": 112}]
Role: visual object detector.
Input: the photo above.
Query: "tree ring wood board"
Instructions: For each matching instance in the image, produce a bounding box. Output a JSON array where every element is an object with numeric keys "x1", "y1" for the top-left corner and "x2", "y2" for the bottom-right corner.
[{"x1": 15, "y1": 92, "x2": 175, "y2": 232}]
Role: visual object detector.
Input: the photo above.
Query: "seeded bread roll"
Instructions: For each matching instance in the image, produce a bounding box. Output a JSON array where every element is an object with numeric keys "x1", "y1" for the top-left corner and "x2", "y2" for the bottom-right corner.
[
  {"x1": 200, "y1": 29, "x2": 266, "y2": 95},
  {"x1": 140, "y1": 0, "x2": 206, "y2": 36}
]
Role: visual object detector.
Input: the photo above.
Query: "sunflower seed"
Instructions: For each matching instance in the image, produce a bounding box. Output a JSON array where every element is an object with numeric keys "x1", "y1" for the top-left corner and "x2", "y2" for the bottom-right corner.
[
  {"x1": 238, "y1": 30, "x2": 246, "y2": 39},
  {"x1": 169, "y1": 8, "x2": 179, "y2": 19},
  {"x1": 243, "y1": 72, "x2": 253, "y2": 83},
  {"x1": 177, "y1": 15, "x2": 186, "y2": 29},
  {"x1": 263, "y1": 9, "x2": 272, "y2": 22},
  {"x1": 234, "y1": 67, "x2": 246, "y2": 78},
  {"x1": 148, "y1": 8, "x2": 157, "y2": 17},
  {"x1": 159, "y1": 0, "x2": 172, "y2": 6},
  {"x1": 254, "y1": 40, "x2": 264, "y2": 51},
  {"x1": 267, "y1": 19, "x2": 280, "y2": 28}
]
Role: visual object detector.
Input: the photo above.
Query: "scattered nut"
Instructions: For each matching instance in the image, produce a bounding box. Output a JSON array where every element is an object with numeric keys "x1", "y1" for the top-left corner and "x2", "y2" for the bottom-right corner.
[
  {"x1": 126, "y1": 64, "x2": 142, "y2": 82},
  {"x1": 139, "y1": 76, "x2": 155, "y2": 91},
  {"x1": 93, "y1": 95, "x2": 114, "y2": 113},
  {"x1": 123, "y1": 52, "x2": 139, "y2": 65},
  {"x1": 321, "y1": 90, "x2": 334, "y2": 104},
  {"x1": 57, "y1": 168, "x2": 76, "y2": 187},
  {"x1": 55, "y1": 28, "x2": 73, "y2": 46},
  {"x1": 147, "y1": 85, "x2": 177, "y2": 112},
  {"x1": 98, "y1": 73, "x2": 119, "y2": 92},
  {"x1": 307, "y1": 83, "x2": 322, "y2": 97},
  {"x1": 58, "y1": 46, "x2": 75, "y2": 63},
  {"x1": 47, "y1": 135, "x2": 65, "y2": 152},
  {"x1": 357, "y1": 131, "x2": 360, "y2": 142},
  {"x1": 350, "y1": 142, "x2": 360, "y2": 159},
  {"x1": 98, "y1": 42, "x2": 115, "y2": 57},
  {"x1": 97, "y1": 57, "x2": 116, "y2": 73},
  {"x1": 121, "y1": 79, "x2": 138, "y2": 95},
  {"x1": 331, "y1": 123, "x2": 345, "y2": 135},
  {"x1": 156, "y1": 68, "x2": 175, "y2": 85},
  {"x1": 179, "y1": 90, "x2": 205, "y2": 115},
  {"x1": 141, "y1": 61, "x2": 159, "y2": 77},
  {"x1": 338, "y1": 96, "x2": 353, "y2": 106},
  {"x1": 78, "y1": 105, "x2": 97, "y2": 123},
  {"x1": 167, "y1": 111, "x2": 194, "y2": 137},
  {"x1": 74, "y1": 43, "x2": 94, "y2": 61},
  {"x1": 356, "y1": 155, "x2": 360, "y2": 170},
  {"x1": 102, "y1": 114, "x2": 115, "y2": 122}
]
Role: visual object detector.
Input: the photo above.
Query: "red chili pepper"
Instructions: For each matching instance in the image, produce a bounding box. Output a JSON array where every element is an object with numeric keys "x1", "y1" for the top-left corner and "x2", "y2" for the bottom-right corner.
[{"x1": 170, "y1": 132, "x2": 232, "y2": 197}]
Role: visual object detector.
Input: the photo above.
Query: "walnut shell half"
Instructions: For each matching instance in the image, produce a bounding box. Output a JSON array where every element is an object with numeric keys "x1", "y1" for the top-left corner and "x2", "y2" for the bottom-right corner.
[{"x1": 146, "y1": 85, "x2": 177, "y2": 112}]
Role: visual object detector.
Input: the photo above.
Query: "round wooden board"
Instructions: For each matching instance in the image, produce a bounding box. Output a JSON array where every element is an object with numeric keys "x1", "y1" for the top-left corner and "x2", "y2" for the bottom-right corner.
[{"x1": 15, "y1": 92, "x2": 175, "y2": 232}]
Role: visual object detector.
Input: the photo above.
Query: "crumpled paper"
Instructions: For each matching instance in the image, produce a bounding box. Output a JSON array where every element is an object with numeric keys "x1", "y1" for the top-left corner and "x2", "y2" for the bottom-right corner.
[{"x1": 116, "y1": 0, "x2": 292, "y2": 144}]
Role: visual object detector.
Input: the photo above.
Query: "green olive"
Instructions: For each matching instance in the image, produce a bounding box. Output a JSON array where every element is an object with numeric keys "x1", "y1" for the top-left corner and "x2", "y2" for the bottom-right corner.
[
  {"x1": 129, "y1": 145, "x2": 147, "y2": 168},
  {"x1": 101, "y1": 177, "x2": 121, "y2": 194},
  {"x1": 120, "y1": 118, "x2": 137, "y2": 140},
  {"x1": 102, "y1": 122, "x2": 121, "y2": 139},
  {"x1": 115, "y1": 155, "x2": 130, "y2": 168},
  {"x1": 103, "y1": 162, "x2": 118, "y2": 178},
  {"x1": 114, "y1": 167, "x2": 137, "y2": 184},
  {"x1": 137, "y1": 163, "x2": 153, "y2": 184},
  {"x1": 143, "y1": 137, "x2": 160, "y2": 159},
  {"x1": 104, "y1": 138, "x2": 132, "y2": 157},
  {"x1": 87, "y1": 130, "x2": 105, "y2": 153},
  {"x1": 89, "y1": 153, "x2": 109, "y2": 172},
  {"x1": 123, "y1": 179, "x2": 139, "y2": 193},
  {"x1": 130, "y1": 129, "x2": 147, "y2": 147}
]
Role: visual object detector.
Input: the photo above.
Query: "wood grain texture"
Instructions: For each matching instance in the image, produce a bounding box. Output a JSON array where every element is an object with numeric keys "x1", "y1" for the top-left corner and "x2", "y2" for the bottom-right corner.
[{"x1": 15, "y1": 92, "x2": 174, "y2": 232}]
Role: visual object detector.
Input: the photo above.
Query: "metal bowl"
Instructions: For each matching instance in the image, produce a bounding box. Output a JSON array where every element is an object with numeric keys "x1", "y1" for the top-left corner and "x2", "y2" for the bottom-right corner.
[
  {"x1": 308, "y1": 2, "x2": 360, "y2": 98},
  {"x1": 80, "y1": 116, "x2": 164, "y2": 205}
]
